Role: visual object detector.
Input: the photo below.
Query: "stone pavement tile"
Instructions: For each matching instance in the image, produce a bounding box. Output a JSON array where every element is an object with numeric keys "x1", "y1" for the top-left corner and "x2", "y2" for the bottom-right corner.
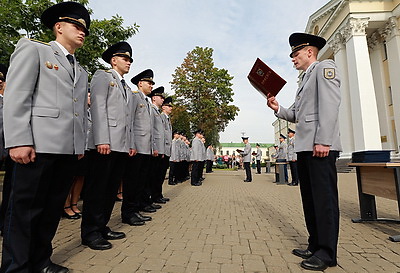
[
  {"x1": 138, "y1": 257, "x2": 166, "y2": 271},
  {"x1": 162, "y1": 265, "x2": 187, "y2": 273},
  {"x1": 232, "y1": 245, "x2": 251, "y2": 255},
  {"x1": 84, "y1": 265, "x2": 113, "y2": 273},
  {"x1": 198, "y1": 262, "x2": 220, "y2": 270},
  {"x1": 220, "y1": 263, "x2": 244, "y2": 273},
  {"x1": 190, "y1": 251, "x2": 211, "y2": 263},
  {"x1": 165, "y1": 251, "x2": 190, "y2": 266},
  {"x1": 184, "y1": 261, "x2": 200, "y2": 273}
]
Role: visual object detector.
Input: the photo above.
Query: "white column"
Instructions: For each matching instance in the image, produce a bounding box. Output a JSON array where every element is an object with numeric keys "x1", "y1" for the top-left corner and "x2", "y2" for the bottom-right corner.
[
  {"x1": 342, "y1": 17, "x2": 382, "y2": 151},
  {"x1": 381, "y1": 17, "x2": 400, "y2": 155},
  {"x1": 329, "y1": 32, "x2": 354, "y2": 158},
  {"x1": 368, "y1": 32, "x2": 394, "y2": 151}
]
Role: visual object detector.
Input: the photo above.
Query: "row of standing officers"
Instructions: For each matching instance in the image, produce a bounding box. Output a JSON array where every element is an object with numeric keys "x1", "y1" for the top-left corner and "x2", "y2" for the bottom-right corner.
[{"x1": 0, "y1": 2, "x2": 211, "y2": 273}]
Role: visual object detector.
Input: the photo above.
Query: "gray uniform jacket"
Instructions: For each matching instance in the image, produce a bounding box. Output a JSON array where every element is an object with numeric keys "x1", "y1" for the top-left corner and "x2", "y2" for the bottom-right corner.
[
  {"x1": 287, "y1": 137, "x2": 297, "y2": 161},
  {"x1": 129, "y1": 91, "x2": 153, "y2": 155},
  {"x1": 151, "y1": 104, "x2": 165, "y2": 155},
  {"x1": 0, "y1": 95, "x2": 7, "y2": 158},
  {"x1": 277, "y1": 142, "x2": 287, "y2": 160},
  {"x1": 178, "y1": 139, "x2": 186, "y2": 161},
  {"x1": 161, "y1": 113, "x2": 172, "y2": 157},
  {"x1": 256, "y1": 148, "x2": 262, "y2": 160},
  {"x1": 88, "y1": 69, "x2": 131, "y2": 153},
  {"x1": 241, "y1": 143, "x2": 252, "y2": 163},
  {"x1": 4, "y1": 38, "x2": 88, "y2": 154},
  {"x1": 191, "y1": 137, "x2": 203, "y2": 161},
  {"x1": 169, "y1": 138, "x2": 179, "y2": 161},
  {"x1": 206, "y1": 147, "x2": 214, "y2": 161},
  {"x1": 277, "y1": 60, "x2": 342, "y2": 152}
]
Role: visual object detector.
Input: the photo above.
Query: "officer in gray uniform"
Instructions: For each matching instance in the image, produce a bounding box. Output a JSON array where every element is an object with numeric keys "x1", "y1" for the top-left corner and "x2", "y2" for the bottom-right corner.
[
  {"x1": 206, "y1": 145, "x2": 214, "y2": 173},
  {"x1": 238, "y1": 136, "x2": 252, "y2": 182},
  {"x1": 149, "y1": 86, "x2": 166, "y2": 204},
  {"x1": 255, "y1": 144, "x2": 262, "y2": 174},
  {"x1": 1, "y1": 2, "x2": 90, "y2": 272},
  {"x1": 267, "y1": 32, "x2": 341, "y2": 271},
  {"x1": 122, "y1": 69, "x2": 155, "y2": 225},
  {"x1": 158, "y1": 97, "x2": 173, "y2": 198},
  {"x1": 287, "y1": 128, "x2": 298, "y2": 186},
  {"x1": 277, "y1": 134, "x2": 288, "y2": 182},
  {"x1": 190, "y1": 129, "x2": 204, "y2": 186},
  {"x1": 168, "y1": 130, "x2": 180, "y2": 185},
  {"x1": 81, "y1": 42, "x2": 132, "y2": 250}
]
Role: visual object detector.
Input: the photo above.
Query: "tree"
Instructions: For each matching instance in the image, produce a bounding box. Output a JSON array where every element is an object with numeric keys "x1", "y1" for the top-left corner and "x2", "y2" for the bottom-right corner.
[
  {"x1": 0, "y1": 0, "x2": 139, "y2": 75},
  {"x1": 170, "y1": 46, "x2": 239, "y2": 145}
]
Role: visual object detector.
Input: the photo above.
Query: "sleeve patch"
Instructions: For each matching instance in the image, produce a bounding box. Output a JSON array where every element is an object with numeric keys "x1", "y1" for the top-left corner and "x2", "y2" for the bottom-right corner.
[{"x1": 324, "y1": 68, "x2": 335, "y2": 79}]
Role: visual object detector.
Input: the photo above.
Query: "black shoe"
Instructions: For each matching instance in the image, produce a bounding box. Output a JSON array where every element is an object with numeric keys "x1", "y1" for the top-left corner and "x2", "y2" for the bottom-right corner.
[
  {"x1": 103, "y1": 231, "x2": 126, "y2": 240},
  {"x1": 134, "y1": 212, "x2": 152, "y2": 221},
  {"x1": 40, "y1": 262, "x2": 69, "y2": 273},
  {"x1": 153, "y1": 198, "x2": 167, "y2": 204},
  {"x1": 243, "y1": 180, "x2": 252, "y2": 182},
  {"x1": 168, "y1": 181, "x2": 177, "y2": 185},
  {"x1": 141, "y1": 206, "x2": 156, "y2": 213},
  {"x1": 191, "y1": 183, "x2": 201, "y2": 186},
  {"x1": 122, "y1": 214, "x2": 146, "y2": 226},
  {"x1": 151, "y1": 203, "x2": 162, "y2": 209},
  {"x1": 301, "y1": 256, "x2": 329, "y2": 271},
  {"x1": 161, "y1": 197, "x2": 170, "y2": 202},
  {"x1": 62, "y1": 207, "x2": 80, "y2": 220},
  {"x1": 82, "y1": 237, "x2": 112, "y2": 250},
  {"x1": 292, "y1": 248, "x2": 313, "y2": 259}
]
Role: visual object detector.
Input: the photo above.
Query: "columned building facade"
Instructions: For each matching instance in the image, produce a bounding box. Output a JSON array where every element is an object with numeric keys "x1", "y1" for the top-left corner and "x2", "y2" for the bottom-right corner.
[{"x1": 277, "y1": 0, "x2": 400, "y2": 159}]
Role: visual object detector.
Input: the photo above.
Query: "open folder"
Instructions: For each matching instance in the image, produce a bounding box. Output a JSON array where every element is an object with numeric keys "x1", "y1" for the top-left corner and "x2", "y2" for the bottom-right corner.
[{"x1": 247, "y1": 58, "x2": 286, "y2": 98}]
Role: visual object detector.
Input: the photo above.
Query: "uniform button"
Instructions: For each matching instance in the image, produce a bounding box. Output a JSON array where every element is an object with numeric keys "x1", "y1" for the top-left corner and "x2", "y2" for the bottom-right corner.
[
  {"x1": 73, "y1": 98, "x2": 78, "y2": 102},
  {"x1": 75, "y1": 113, "x2": 79, "y2": 117},
  {"x1": 296, "y1": 120, "x2": 299, "y2": 123},
  {"x1": 297, "y1": 96, "x2": 300, "y2": 100}
]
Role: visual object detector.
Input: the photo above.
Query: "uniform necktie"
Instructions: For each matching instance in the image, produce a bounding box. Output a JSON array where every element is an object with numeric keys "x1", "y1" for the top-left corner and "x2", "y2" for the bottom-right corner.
[
  {"x1": 121, "y1": 79, "x2": 128, "y2": 101},
  {"x1": 66, "y1": 54, "x2": 75, "y2": 76}
]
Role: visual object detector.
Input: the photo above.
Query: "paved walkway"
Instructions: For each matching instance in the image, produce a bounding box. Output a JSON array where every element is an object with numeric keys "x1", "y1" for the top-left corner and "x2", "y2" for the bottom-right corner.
[{"x1": 2, "y1": 170, "x2": 400, "y2": 272}]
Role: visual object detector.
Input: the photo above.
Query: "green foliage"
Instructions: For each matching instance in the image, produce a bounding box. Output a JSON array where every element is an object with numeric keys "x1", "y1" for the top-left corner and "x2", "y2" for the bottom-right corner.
[
  {"x1": 170, "y1": 46, "x2": 239, "y2": 145},
  {"x1": 0, "y1": 0, "x2": 139, "y2": 76}
]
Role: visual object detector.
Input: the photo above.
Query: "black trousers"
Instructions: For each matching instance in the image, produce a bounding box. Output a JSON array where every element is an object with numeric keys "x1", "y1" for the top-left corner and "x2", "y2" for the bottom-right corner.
[
  {"x1": 256, "y1": 160, "x2": 261, "y2": 173},
  {"x1": 198, "y1": 160, "x2": 205, "y2": 179},
  {"x1": 288, "y1": 160, "x2": 299, "y2": 183},
  {"x1": 156, "y1": 155, "x2": 169, "y2": 198},
  {"x1": 121, "y1": 153, "x2": 151, "y2": 218},
  {"x1": 297, "y1": 151, "x2": 339, "y2": 266},
  {"x1": 243, "y1": 162, "x2": 252, "y2": 181},
  {"x1": 81, "y1": 150, "x2": 127, "y2": 241},
  {"x1": 206, "y1": 160, "x2": 213, "y2": 172},
  {"x1": 0, "y1": 156, "x2": 15, "y2": 234},
  {"x1": 1, "y1": 154, "x2": 78, "y2": 273},
  {"x1": 150, "y1": 154, "x2": 163, "y2": 202},
  {"x1": 168, "y1": 161, "x2": 177, "y2": 184},
  {"x1": 191, "y1": 161, "x2": 200, "y2": 185}
]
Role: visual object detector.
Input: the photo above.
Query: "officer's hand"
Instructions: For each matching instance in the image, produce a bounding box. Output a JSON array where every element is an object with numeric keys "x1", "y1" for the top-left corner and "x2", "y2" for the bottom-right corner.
[
  {"x1": 97, "y1": 144, "x2": 111, "y2": 155},
  {"x1": 10, "y1": 146, "x2": 36, "y2": 164},
  {"x1": 313, "y1": 144, "x2": 330, "y2": 158},
  {"x1": 153, "y1": 150, "x2": 159, "y2": 157},
  {"x1": 129, "y1": 149, "x2": 137, "y2": 156},
  {"x1": 78, "y1": 154, "x2": 85, "y2": 160},
  {"x1": 267, "y1": 94, "x2": 279, "y2": 112}
]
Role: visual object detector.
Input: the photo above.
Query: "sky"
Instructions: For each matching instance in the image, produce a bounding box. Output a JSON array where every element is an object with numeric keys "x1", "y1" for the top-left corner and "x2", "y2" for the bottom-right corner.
[{"x1": 89, "y1": 0, "x2": 330, "y2": 144}]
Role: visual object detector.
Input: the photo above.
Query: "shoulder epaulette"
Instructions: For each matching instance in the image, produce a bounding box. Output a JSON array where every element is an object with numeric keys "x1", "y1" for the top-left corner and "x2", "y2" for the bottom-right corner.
[
  {"x1": 29, "y1": 38, "x2": 50, "y2": 46},
  {"x1": 103, "y1": 69, "x2": 112, "y2": 73},
  {"x1": 132, "y1": 90, "x2": 139, "y2": 93}
]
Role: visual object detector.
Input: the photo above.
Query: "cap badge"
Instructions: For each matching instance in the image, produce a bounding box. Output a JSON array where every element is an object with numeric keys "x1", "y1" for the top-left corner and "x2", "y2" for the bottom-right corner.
[{"x1": 54, "y1": 64, "x2": 59, "y2": 70}]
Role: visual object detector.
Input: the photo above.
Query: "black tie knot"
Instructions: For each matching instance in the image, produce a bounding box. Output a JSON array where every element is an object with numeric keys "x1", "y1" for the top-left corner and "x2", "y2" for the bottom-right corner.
[{"x1": 66, "y1": 54, "x2": 75, "y2": 67}]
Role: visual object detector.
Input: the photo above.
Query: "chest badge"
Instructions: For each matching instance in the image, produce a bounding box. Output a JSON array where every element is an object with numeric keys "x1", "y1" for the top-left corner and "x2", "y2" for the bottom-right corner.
[
  {"x1": 45, "y1": 61, "x2": 53, "y2": 69},
  {"x1": 53, "y1": 64, "x2": 59, "y2": 70},
  {"x1": 110, "y1": 81, "x2": 116, "y2": 87},
  {"x1": 324, "y1": 68, "x2": 335, "y2": 79}
]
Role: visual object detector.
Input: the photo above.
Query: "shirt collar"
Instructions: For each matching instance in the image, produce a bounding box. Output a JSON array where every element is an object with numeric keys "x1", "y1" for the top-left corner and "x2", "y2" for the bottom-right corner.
[
  {"x1": 54, "y1": 41, "x2": 73, "y2": 57},
  {"x1": 111, "y1": 69, "x2": 123, "y2": 81}
]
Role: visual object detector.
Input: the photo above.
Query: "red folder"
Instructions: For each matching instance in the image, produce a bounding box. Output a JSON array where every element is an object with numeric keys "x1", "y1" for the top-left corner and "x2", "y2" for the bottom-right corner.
[{"x1": 248, "y1": 58, "x2": 286, "y2": 98}]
